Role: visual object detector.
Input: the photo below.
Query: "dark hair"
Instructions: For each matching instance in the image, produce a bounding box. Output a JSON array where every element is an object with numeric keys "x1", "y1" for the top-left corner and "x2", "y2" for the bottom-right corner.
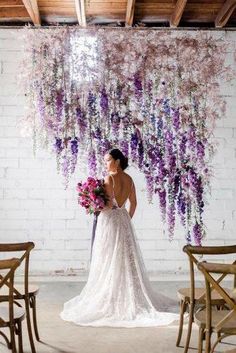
[{"x1": 109, "y1": 148, "x2": 129, "y2": 170}]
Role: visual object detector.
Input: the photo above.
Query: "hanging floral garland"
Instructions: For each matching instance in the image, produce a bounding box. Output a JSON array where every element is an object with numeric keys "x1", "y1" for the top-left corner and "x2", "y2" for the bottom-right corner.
[{"x1": 19, "y1": 26, "x2": 233, "y2": 245}]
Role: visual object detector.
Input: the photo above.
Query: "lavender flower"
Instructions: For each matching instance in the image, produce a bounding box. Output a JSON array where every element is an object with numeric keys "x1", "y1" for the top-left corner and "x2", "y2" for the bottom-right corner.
[
  {"x1": 71, "y1": 137, "x2": 78, "y2": 155},
  {"x1": 76, "y1": 107, "x2": 87, "y2": 136},
  {"x1": 56, "y1": 89, "x2": 64, "y2": 121},
  {"x1": 172, "y1": 108, "x2": 180, "y2": 131},
  {"x1": 61, "y1": 154, "x2": 70, "y2": 189},
  {"x1": 138, "y1": 141, "x2": 144, "y2": 169},
  {"x1": 167, "y1": 203, "x2": 175, "y2": 240},
  {"x1": 120, "y1": 140, "x2": 129, "y2": 157},
  {"x1": 88, "y1": 149, "x2": 97, "y2": 177},
  {"x1": 193, "y1": 221, "x2": 202, "y2": 246},
  {"x1": 130, "y1": 131, "x2": 139, "y2": 162},
  {"x1": 179, "y1": 133, "x2": 187, "y2": 164},
  {"x1": 88, "y1": 92, "x2": 97, "y2": 117},
  {"x1": 54, "y1": 137, "x2": 63, "y2": 154},
  {"x1": 111, "y1": 113, "x2": 120, "y2": 136},
  {"x1": 100, "y1": 87, "x2": 109, "y2": 115},
  {"x1": 196, "y1": 140, "x2": 205, "y2": 163},
  {"x1": 134, "y1": 73, "x2": 142, "y2": 101},
  {"x1": 100, "y1": 139, "x2": 112, "y2": 155},
  {"x1": 177, "y1": 191, "x2": 186, "y2": 226}
]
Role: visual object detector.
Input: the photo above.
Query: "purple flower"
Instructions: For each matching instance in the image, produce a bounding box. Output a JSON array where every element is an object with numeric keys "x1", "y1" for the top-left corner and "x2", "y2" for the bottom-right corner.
[
  {"x1": 196, "y1": 140, "x2": 205, "y2": 161},
  {"x1": 100, "y1": 139, "x2": 112, "y2": 155},
  {"x1": 61, "y1": 154, "x2": 70, "y2": 189},
  {"x1": 163, "y1": 99, "x2": 171, "y2": 116},
  {"x1": 179, "y1": 133, "x2": 187, "y2": 163},
  {"x1": 111, "y1": 113, "x2": 120, "y2": 136},
  {"x1": 88, "y1": 92, "x2": 97, "y2": 117},
  {"x1": 134, "y1": 73, "x2": 142, "y2": 101},
  {"x1": 100, "y1": 87, "x2": 109, "y2": 115},
  {"x1": 177, "y1": 191, "x2": 186, "y2": 226},
  {"x1": 37, "y1": 90, "x2": 45, "y2": 121},
  {"x1": 71, "y1": 137, "x2": 78, "y2": 155},
  {"x1": 56, "y1": 89, "x2": 64, "y2": 121},
  {"x1": 186, "y1": 231, "x2": 191, "y2": 244},
  {"x1": 145, "y1": 174, "x2": 154, "y2": 202},
  {"x1": 187, "y1": 125, "x2": 197, "y2": 151},
  {"x1": 120, "y1": 140, "x2": 129, "y2": 157},
  {"x1": 193, "y1": 221, "x2": 202, "y2": 245},
  {"x1": 130, "y1": 131, "x2": 139, "y2": 161},
  {"x1": 167, "y1": 203, "x2": 175, "y2": 240},
  {"x1": 172, "y1": 108, "x2": 180, "y2": 131},
  {"x1": 93, "y1": 127, "x2": 102, "y2": 141},
  {"x1": 76, "y1": 107, "x2": 87, "y2": 136},
  {"x1": 155, "y1": 185, "x2": 166, "y2": 222},
  {"x1": 156, "y1": 117, "x2": 163, "y2": 138},
  {"x1": 88, "y1": 149, "x2": 97, "y2": 177},
  {"x1": 54, "y1": 137, "x2": 63, "y2": 154},
  {"x1": 138, "y1": 141, "x2": 144, "y2": 169}
]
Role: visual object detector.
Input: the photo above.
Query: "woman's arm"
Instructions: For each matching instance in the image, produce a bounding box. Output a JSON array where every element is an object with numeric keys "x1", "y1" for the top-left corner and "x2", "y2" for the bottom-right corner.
[{"x1": 128, "y1": 182, "x2": 137, "y2": 218}]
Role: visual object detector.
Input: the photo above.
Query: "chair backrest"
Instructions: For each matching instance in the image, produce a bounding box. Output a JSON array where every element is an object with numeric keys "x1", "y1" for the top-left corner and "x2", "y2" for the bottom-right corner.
[
  {"x1": 0, "y1": 242, "x2": 35, "y2": 298},
  {"x1": 183, "y1": 245, "x2": 236, "y2": 303},
  {"x1": 198, "y1": 261, "x2": 236, "y2": 333},
  {"x1": 0, "y1": 258, "x2": 21, "y2": 326}
]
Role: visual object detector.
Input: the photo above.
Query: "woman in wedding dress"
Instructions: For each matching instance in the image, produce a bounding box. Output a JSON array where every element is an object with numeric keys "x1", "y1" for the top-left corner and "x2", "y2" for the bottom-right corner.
[{"x1": 60, "y1": 148, "x2": 179, "y2": 327}]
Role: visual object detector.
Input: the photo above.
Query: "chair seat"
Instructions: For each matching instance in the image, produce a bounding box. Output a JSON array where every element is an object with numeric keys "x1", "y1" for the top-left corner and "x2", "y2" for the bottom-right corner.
[
  {"x1": 0, "y1": 283, "x2": 39, "y2": 301},
  {"x1": 195, "y1": 309, "x2": 236, "y2": 333},
  {"x1": 0, "y1": 303, "x2": 25, "y2": 326},
  {"x1": 177, "y1": 287, "x2": 232, "y2": 304}
]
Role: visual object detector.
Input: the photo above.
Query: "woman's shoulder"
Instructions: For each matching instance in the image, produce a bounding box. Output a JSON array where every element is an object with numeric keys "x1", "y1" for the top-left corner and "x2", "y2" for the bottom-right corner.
[
  {"x1": 123, "y1": 172, "x2": 133, "y2": 184},
  {"x1": 104, "y1": 174, "x2": 113, "y2": 183}
]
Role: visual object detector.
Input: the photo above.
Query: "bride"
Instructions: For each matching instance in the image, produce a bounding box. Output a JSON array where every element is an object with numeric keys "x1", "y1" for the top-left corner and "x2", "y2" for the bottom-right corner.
[{"x1": 60, "y1": 148, "x2": 178, "y2": 327}]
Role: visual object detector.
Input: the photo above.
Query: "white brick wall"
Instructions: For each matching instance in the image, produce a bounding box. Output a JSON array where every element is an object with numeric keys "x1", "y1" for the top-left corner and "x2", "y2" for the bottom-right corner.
[{"x1": 0, "y1": 28, "x2": 236, "y2": 279}]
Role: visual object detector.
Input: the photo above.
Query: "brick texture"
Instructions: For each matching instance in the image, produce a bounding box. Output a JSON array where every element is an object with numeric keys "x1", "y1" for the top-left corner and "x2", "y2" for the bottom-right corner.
[{"x1": 0, "y1": 29, "x2": 236, "y2": 278}]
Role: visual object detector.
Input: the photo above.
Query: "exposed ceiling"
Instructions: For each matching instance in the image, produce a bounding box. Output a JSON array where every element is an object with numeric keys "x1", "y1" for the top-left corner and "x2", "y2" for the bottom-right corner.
[{"x1": 0, "y1": 0, "x2": 236, "y2": 28}]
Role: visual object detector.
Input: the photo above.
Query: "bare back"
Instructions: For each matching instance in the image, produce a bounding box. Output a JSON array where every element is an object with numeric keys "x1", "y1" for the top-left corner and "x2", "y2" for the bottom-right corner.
[
  {"x1": 110, "y1": 173, "x2": 133, "y2": 208},
  {"x1": 104, "y1": 172, "x2": 137, "y2": 218}
]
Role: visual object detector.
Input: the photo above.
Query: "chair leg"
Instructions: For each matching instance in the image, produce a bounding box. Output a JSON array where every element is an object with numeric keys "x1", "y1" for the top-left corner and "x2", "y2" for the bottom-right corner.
[
  {"x1": 9, "y1": 324, "x2": 17, "y2": 353},
  {"x1": 176, "y1": 299, "x2": 187, "y2": 347},
  {"x1": 30, "y1": 295, "x2": 40, "y2": 341},
  {"x1": 183, "y1": 302, "x2": 194, "y2": 353},
  {"x1": 198, "y1": 327, "x2": 204, "y2": 353},
  {"x1": 205, "y1": 329, "x2": 211, "y2": 353},
  {"x1": 16, "y1": 320, "x2": 23, "y2": 353},
  {"x1": 25, "y1": 296, "x2": 36, "y2": 353}
]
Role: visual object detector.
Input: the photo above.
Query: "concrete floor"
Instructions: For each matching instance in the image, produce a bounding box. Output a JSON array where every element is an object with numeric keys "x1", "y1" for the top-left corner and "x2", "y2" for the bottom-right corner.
[{"x1": 1, "y1": 281, "x2": 236, "y2": 353}]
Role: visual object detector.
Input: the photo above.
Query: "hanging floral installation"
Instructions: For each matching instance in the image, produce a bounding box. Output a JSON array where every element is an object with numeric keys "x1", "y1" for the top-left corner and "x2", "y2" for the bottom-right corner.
[{"x1": 19, "y1": 26, "x2": 233, "y2": 245}]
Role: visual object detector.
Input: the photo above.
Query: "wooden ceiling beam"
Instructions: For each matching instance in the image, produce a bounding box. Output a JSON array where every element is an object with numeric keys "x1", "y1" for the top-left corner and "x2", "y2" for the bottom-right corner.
[
  {"x1": 170, "y1": 0, "x2": 187, "y2": 27},
  {"x1": 215, "y1": 0, "x2": 236, "y2": 27},
  {"x1": 0, "y1": 7, "x2": 29, "y2": 18},
  {"x1": 75, "y1": 0, "x2": 86, "y2": 27},
  {"x1": 0, "y1": 0, "x2": 24, "y2": 7},
  {"x1": 125, "y1": 0, "x2": 136, "y2": 26},
  {"x1": 22, "y1": 0, "x2": 41, "y2": 25}
]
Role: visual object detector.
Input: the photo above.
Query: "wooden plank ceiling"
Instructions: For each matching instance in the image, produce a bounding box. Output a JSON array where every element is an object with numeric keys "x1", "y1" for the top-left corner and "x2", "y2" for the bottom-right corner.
[{"x1": 0, "y1": 0, "x2": 236, "y2": 27}]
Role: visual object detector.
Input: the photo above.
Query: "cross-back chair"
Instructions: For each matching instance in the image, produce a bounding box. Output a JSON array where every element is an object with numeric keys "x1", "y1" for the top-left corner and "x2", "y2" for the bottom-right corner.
[
  {"x1": 0, "y1": 258, "x2": 25, "y2": 353},
  {"x1": 0, "y1": 242, "x2": 39, "y2": 353},
  {"x1": 196, "y1": 261, "x2": 236, "y2": 353},
  {"x1": 176, "y1": 244, "x2": 236, "y2": 353}
]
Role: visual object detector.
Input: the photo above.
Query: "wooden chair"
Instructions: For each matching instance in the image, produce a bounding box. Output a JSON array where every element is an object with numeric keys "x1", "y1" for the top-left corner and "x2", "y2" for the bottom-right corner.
[
  {"x1": 195, "y1": 261, "x2": 236, "y2": 353},
  {"x1": 0, "y1": 258, "x2": 25, "y2": 353},
  {"x1": 176, "y1": 245, "x2": 236, "y2": 353},
  {"x1": 0, "y1": 242, "x2": 39, "y2": 353}
]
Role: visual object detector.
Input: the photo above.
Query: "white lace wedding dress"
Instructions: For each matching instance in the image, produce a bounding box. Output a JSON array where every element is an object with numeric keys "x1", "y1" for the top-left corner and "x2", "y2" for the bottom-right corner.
[{"x1": 60, "y1": 179, "x2": 179, "y2": 327}]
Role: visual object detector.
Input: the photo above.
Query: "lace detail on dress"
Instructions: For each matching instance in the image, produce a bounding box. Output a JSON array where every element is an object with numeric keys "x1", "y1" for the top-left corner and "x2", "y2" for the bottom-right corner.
[{"x1": 60, "y1": 178, "x2": 179, "y2": 327}]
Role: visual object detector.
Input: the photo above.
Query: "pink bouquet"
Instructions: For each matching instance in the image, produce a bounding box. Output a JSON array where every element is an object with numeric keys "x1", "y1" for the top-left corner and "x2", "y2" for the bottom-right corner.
[{"x1": 77, "y1": 177, "x2": 108, "y2": 214}]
